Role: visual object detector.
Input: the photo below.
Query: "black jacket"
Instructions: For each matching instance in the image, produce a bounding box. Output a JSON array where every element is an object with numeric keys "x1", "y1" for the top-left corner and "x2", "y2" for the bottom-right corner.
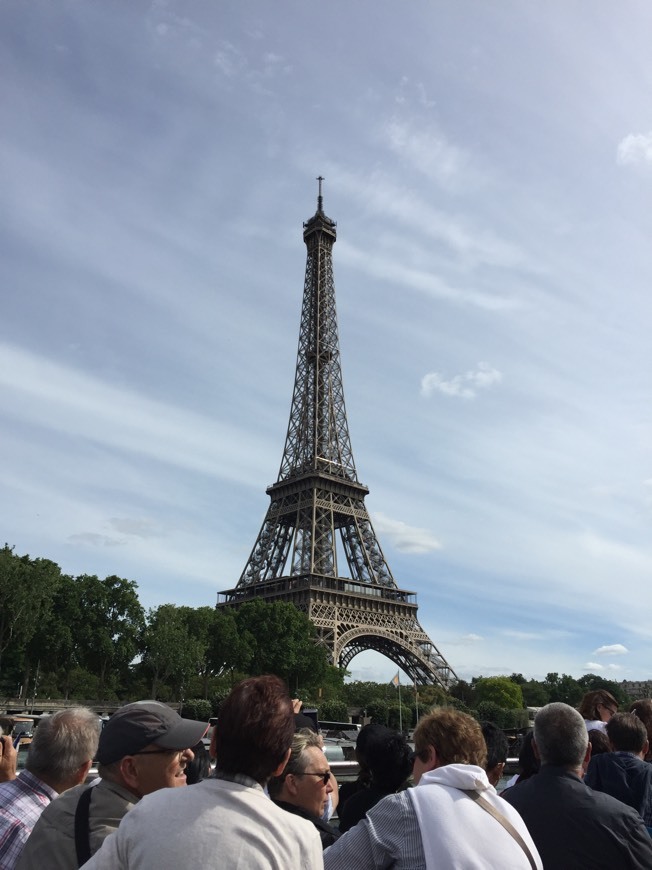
[
  {"x1": 585, "y1": 751, "x2": 652, "y2": 823},
  {"x1": 503, "y1": 764, "x2": 652, "y2": 869},
  {"x1": 272, "y1": 800, "x2": 341, "y2": 850}
]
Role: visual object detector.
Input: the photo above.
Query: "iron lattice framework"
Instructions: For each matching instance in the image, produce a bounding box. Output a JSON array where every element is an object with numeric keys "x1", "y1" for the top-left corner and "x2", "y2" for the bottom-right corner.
[{"x1": 219, "y1": 182, "x2": 457, "y2": 689}]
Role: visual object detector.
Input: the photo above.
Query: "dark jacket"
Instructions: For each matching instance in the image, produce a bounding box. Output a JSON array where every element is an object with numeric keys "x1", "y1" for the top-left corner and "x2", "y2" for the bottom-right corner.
[
  {"x1": 503, "y1": 764, "x2": 652, "y2": 869},
  {"x1": 338, "y1": 786, "x2": 388, "y2": 833},
  {"x1": 272, "y1": 800, "x2": 340, "y2": 850},
  {"x1": 585, "y1": 751, "x2": 652, "y2": 824}
]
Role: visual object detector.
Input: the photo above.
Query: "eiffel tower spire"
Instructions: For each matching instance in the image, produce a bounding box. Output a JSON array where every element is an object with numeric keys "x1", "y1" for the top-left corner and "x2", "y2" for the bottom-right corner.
[{"x1": 219, "y1": 181, "x2": 457, "y2": 689}]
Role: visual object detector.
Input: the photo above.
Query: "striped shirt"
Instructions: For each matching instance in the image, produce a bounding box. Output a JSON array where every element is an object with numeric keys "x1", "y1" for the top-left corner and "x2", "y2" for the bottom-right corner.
[
  {"x1": 324, "y1": 790, "x2": 425, "y2": 870},
  {"x1": 0, "y1": 771, "x2": 58, "y2": 870}
]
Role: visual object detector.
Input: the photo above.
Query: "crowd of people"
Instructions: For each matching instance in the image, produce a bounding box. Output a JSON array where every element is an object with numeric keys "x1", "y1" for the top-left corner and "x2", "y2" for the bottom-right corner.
[{"x1": 2, "y1": 681, "x2": 652, "y2": 868}]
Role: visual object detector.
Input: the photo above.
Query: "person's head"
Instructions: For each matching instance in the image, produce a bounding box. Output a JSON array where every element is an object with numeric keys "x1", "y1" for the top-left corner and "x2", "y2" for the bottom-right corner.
[
  {"x1": 213, "y1": 675, "x2": 295, "y2": 785},
  {"x1": 630, "y1": 700, "x2": 652, "y2": 760},
  {"x1": 362, "y1": 726, "x2": 413, "y2": 793},
  {"x1": 96, "y1": 701, "x2": 208, "y2": 798},
  {"x1": 533, "y1": 703, "x2": 588, "y2": 769},
  {"x1": 577, "y1": 690, "x2": 618, "y2": 723},
  {"x1": 587, "y1": 728, "x2": 611, "y2": 756},
  {"x1": 353, "y1": 724, "x2": 387, "y2": 780},
  {"x1": 516, "y1": 730, "x2": 539, "y2": 779},
  {"x1": 412, "y1": 709, "x2": 486, "y2": 785},
  {"x1": 481, "y1": 722, "x2": 509, "y2": 787},
  {"x1": 268, "y1": 728, "x2": 332, "y2": 817},
  {"x1": 26, "y1": 707, "x2": 100, "y2": 793},
  {"x1": 606, "y1": 712, "x2": 648, "y2": 756}
]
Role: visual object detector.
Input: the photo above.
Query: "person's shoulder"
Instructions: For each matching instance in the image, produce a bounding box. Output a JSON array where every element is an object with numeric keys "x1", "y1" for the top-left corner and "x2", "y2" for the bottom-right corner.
[{"x1": 587, "y1": 783, "x2": 647, "y2": 817}]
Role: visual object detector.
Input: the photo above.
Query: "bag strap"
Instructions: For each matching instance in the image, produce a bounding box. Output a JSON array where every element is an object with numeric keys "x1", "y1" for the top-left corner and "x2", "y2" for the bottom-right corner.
[
  {"x1": 74, "y1": 785, "x2": 94, "y2": 868},
  {"x1": 462, "y1": 789, "x2": 537, "y2": 870}
]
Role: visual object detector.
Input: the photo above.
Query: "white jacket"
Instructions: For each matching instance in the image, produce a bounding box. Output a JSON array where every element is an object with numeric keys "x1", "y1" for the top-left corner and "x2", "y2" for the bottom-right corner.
[{"x1": 410, "y1": 764, "x2": 542, "y2": 870}]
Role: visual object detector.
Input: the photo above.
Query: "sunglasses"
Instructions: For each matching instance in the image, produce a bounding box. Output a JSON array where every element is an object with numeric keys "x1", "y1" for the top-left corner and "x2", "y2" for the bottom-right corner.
[{"x1": 299, "y1": 771, "x2": 331, "y2": 785}]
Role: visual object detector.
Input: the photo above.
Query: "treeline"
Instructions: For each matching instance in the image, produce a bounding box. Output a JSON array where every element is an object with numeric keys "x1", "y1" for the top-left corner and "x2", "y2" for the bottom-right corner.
[
  {"x1": 0, "y1": 546, "x2": 632, "y2": 729},
  {"x1": 0, "y1": 544, "x2": 332, "y2": 706}
]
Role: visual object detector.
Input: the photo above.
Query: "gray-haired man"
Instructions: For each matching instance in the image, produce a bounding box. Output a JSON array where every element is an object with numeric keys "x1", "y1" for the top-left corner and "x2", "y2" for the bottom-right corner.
[
  {"x1": 17, "y1": 701, "x2": 208, "y2": 870},
  {"x1": 0, "y1": 707, "x2": 100, "y2": 870}
]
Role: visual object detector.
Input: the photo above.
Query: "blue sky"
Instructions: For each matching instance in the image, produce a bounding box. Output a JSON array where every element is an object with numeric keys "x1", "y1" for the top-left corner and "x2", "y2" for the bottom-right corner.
[{"x1": 2, "y1": 1, "x2": 651, "y2": 685}]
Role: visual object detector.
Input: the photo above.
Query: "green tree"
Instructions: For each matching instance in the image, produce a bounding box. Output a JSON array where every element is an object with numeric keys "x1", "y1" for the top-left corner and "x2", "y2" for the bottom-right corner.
[
  {"x1": 449, "y1": 679, "x2": 476, "y2": 708},
  {"x1": 206, "y1": 608, "x2": 251, "y2": 690},
  {"x1": 76, "y1": 575, "x2": 145, "y2": 698},
  {"x1": 181, "y1": 698, "x2": 212, "y2": 722},
  {"x1": 319, "y1": 699, "x2": 349, "y2": 721},
  {"x1": 521, "y1": 680, "x2": 550, "y2": 708},
  {"x1": 235, "y1": 599, "x2": 328, "y2": 690},
  {"x1": 417, "y1": 683, "x2": 451, "y2": 710},
  {"x1": 544, "y1": 673, "x2": 582, "y2": 706},
  {"x1": 142, "y1": 604, "x2": 203, "y2": 699},
  {"x1": 0, "y1": 545, "x2": 61, "y2": 678},
  {"x1": 367, "y1": 699, "x2": 389, "y2": 725},
  {"x1": 474, "y1": 677, "x2": 524, "y2": 709},
  {"x1": 475, "y1": 700, "x2": 505, "y2": 726}
]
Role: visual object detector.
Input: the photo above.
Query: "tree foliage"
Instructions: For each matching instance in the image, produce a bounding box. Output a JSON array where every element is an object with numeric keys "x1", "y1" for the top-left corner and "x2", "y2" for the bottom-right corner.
[
  {"x1": 0, "y1": 545, "x2": 61, "y2": 674},
  {"x1": 474, "y1": 676, "x2": 524, "y2": 709},
  {"x1": 0, "y1": 544, "x2": 639, "y2": 724},
  {"x1": 235, "y1": 599, "x2": 329, "y2": 691}
]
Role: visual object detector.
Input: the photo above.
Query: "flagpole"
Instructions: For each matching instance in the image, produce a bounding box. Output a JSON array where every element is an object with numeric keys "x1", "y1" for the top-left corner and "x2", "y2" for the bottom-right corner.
[
  {"x1": 414, "y1": 679, "x2": 419, "y2": 726},
  {"x1": 398, "y1": 674, "x2": 402, "y2": 733}
]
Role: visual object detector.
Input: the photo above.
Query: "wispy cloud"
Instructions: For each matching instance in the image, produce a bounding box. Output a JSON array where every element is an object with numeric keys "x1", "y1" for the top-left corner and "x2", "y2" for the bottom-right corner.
[
  {"x1": 420, "y1": 362, "x2": 503, "y2": 399},
  {"x1": 593, "y1": 644, "x2": 628, "y2": 656},
  {"x1": 371, "y1": 512, "x2": 442, "y2": 554},
  {"x1": 68, "y1": 533, "x2": 125, "y2": 548},
  {"x1": 382, "y1": 118, "x2": 471, "y2": 189},
  {"x1": 0, "y1": 342, "x2": 271, "y2": 489},
  {"x1": 583, "y1": 661, "x2": 604, "y2": 671},
  {"x1": 617, "y1": 132, "x2": 652, "y2": 167}
]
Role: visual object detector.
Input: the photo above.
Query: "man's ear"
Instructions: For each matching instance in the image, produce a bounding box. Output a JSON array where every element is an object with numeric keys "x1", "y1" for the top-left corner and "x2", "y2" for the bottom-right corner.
[
  {"x1": 76, "y1": 759, "x2": 92, "y2": 785},
  {"x1": 424, "y1": 744, "x2": 438, "y2": 772},
  {"x1": 119, "y1": 756, "x2": 141, "y2": 792}
]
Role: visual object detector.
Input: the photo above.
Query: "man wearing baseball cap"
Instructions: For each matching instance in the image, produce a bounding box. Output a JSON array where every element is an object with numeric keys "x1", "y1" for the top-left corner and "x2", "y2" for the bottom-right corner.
[{"x1": 17, "y1": 701, "x2": 208, "y2": 870}]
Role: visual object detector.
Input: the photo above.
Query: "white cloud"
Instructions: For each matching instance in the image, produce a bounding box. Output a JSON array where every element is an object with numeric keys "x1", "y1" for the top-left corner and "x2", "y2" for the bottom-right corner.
[
  {"x1": 593, "y1": 644, "x2": 629, "y2": 656},
  {"x1": 583, "y1": 662, "x2": 604, "y2": 671},
  {"x1": 371, "y1": 512, "x2": 442, "y2": 554},
  {"x1": 463, "y1": 633, "x2": 483, "y2": 643},
  {"x1": 617, "y1": 132, "x2": 652, "y2": 166},
  {"x1": 0, "y1": 342, "x2": 270, "y2": 489},
  {"x1": 421, "y1": 362, "x2": 503, "y2": 399}
]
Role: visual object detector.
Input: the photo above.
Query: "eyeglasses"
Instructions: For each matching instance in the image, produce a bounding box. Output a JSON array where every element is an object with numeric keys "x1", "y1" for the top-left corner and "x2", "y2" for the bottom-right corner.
[{"x1": 298, "y1": 771, "x2": 331, "y2": 786}]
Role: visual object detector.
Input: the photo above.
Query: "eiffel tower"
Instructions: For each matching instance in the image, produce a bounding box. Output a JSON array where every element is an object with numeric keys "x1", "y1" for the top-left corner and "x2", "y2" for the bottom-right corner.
[{"x1": 219, "y1": 180, "x2": 457, "y2": 689}]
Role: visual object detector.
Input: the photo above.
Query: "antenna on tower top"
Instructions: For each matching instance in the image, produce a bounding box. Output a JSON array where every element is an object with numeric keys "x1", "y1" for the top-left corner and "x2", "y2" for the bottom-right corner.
[{"x1": 316, "y1": 175, "x2": 324, "y2": 211}]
